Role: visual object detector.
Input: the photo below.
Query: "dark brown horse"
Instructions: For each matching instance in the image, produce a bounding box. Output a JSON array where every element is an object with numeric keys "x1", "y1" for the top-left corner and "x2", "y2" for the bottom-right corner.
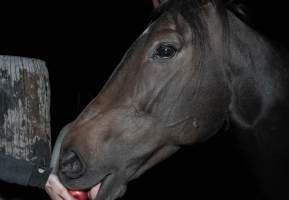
[{"x1": 57, "y1": 0, "x2": 289, "y2": 199}]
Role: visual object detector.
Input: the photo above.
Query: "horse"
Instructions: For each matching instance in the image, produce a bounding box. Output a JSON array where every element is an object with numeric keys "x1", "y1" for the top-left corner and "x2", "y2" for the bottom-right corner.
[{"x1": 56, "y1": 0, "x2": 289, "y2": 199}]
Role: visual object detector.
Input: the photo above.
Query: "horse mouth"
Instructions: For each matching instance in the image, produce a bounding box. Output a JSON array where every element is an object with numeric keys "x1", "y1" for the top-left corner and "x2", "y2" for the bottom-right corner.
[
  {"x1": 87, "y1": 174, "x2": 111, "y2": 200},
  {"x1": 88, "y1": 183, "x2": 101, "y2": 200}
]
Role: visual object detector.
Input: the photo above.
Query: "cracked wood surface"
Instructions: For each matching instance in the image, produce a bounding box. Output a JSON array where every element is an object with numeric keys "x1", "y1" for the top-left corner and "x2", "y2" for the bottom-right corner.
[{"x1": 0, "y1": 55, "x2": 51, "y2": 168}]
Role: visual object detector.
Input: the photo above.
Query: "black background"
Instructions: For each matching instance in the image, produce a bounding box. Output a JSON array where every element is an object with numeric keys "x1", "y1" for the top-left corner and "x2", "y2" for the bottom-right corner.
[{"x1": 0, "y1": 0, "x2": 288, "y2": 199}]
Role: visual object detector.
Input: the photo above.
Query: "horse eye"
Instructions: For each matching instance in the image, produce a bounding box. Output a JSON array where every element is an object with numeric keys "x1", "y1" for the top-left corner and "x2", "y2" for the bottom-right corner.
[{"x1": 153, "y1": 44, "x2": 177, "y2": 59}]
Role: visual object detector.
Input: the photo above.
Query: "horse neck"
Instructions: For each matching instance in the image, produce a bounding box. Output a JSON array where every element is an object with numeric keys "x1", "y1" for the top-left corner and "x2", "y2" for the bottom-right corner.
[
  {"x1": 225, "y1": 11, "x2": 289, "y2": 199},
  {"x1": 226, "y1": 11, "x2": 289, "y2": 126}
]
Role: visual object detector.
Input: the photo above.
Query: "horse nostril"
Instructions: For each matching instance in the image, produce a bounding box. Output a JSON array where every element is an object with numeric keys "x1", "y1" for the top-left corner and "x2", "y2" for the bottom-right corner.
[{"x1": 60, "y1": 151, "x2": 85, "y2": 179}]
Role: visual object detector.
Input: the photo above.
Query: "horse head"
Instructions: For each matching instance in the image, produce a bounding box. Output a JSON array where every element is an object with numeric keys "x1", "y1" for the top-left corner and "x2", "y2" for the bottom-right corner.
[{"x1": 58, "y1": 1, "x2": 233, "y2": 199}]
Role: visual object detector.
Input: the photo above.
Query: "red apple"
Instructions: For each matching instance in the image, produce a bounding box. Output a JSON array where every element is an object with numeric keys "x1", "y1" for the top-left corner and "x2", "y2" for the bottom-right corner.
[{"x1": 68, "y1": 190, "x2": 88, "y2": 200}]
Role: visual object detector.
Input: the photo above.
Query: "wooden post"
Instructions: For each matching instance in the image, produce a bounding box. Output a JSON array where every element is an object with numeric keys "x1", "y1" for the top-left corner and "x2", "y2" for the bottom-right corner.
[{"x1": 0, "y1": 55, "x2": 51, "y2": 173}]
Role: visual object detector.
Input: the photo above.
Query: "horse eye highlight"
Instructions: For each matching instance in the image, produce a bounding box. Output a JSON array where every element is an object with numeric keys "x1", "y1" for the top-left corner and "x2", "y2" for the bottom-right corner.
[{"x1": 153, "y1": 44, "x2": 177, "y2": 59}]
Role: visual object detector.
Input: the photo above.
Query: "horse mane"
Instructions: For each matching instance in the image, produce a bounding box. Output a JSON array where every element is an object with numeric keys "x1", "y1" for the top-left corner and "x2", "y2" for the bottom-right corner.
[
  {"x1": 225, "y1": 0, "x2": 249, "y2": 23},
  {"x1": 149, "y1": 0, "x2": 249, "y2": 48},
  {"x1": 150, "y1": 0, "x2": 249, "y2": 25}
]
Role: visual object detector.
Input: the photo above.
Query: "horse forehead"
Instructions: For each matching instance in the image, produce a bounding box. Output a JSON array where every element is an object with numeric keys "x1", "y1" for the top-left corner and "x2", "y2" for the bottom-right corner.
[
  {"x1": 148, "y1": 13, "x2": 179, "y2": 34},
  {"x1": 146, "y1": 13, "x2": 192, "y2": 43}
]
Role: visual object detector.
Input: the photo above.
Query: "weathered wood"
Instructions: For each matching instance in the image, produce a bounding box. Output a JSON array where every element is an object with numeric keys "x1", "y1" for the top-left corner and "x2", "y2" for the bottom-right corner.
[{"x1": 0, "y1": 55, "x2": 51, "y2": 167}]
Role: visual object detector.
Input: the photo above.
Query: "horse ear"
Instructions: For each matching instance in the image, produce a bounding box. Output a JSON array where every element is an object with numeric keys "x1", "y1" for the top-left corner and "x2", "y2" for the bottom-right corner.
[{"x1": 152, "y1": 0, "x2": 168, "y2": 9}]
